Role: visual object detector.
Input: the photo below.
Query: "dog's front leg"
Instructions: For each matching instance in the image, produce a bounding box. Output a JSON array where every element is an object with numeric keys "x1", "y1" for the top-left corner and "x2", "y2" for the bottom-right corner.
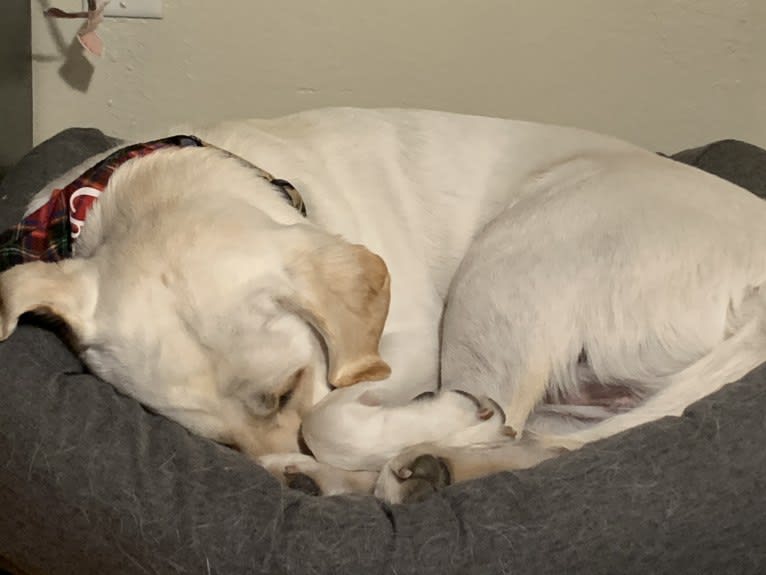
[
  {"x1": 258, "y1": 453, "x2": 378, "y2": 496},
  {"x1": 299, "y1": 387, "x2": 510, "y2": 472}
]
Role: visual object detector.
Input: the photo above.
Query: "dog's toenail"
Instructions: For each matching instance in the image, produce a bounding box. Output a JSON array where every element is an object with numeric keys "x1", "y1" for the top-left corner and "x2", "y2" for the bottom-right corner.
[
  {"x1": 413, "y1": 390, "x2": 437, "y2": 401},
  {"x1": 477, "y1": 407, "x2": 494, "y2": 420},
  {"x1": 502, "y1": 425, "x2": 517, "y2": 438},
  {"x1": 452, "y1": 389, "x2": 480, "y2": 406},
  {"x1": 396, "y1": 467, "x2": 413, "y2": 480},
  {"x1": 487, "y1": 397, "x2": 507, "y2": 423}
]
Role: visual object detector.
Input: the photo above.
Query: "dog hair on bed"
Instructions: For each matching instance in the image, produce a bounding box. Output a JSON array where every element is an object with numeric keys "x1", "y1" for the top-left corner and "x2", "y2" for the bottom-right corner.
[{"x1": 2, "y1": 108, "x2": 766, "y2": 502}]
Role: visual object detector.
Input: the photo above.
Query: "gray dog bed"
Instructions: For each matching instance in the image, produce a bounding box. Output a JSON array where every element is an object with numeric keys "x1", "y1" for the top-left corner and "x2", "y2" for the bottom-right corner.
[{"x1": 1, "y1": 129, "x2": 765, "y2": 575}]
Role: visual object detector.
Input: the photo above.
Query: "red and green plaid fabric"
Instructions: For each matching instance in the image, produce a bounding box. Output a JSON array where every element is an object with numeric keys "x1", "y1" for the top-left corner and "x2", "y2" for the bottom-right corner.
[{"x1": 0, "y1": 135, "x2": 203, "y2": 273}]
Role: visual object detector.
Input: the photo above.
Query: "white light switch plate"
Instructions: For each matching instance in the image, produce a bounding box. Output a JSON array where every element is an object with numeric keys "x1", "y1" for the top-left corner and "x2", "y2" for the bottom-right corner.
[{"x1": 84, "y1": 0, "x2": 163, "y2": 19}]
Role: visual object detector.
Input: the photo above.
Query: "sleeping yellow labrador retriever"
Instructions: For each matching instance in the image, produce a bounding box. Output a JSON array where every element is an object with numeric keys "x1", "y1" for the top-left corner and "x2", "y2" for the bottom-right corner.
[{"x1": 2, "y1": 108, "x2": 765, "y2": 503}]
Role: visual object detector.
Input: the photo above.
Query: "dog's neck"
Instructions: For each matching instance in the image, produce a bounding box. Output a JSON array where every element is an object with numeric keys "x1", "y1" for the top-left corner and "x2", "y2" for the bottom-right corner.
[{"x1": 0, "y1": 136, "x2": 306, "y2": 273}]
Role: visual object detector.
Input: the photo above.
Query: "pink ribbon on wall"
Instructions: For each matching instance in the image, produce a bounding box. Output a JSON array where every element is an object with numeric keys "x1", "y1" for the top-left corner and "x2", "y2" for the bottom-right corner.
[{"x1": 45, "y1": 1, "x2": 106, "y2": 56}]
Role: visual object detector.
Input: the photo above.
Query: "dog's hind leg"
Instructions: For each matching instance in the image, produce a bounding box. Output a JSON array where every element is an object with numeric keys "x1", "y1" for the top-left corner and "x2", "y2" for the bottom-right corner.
[
  {"x1": 438, "y1": 212, "x2": 569, "y2": 439},
  {"x1": 374, "y1": 311, "x2": 766, "y2": 504},
  {"x1": 537, "y1": 312, "x2": 766, "y2": 451},
  {"x1": 370, "y1": 266, "x2": 564, "y2": 503}
]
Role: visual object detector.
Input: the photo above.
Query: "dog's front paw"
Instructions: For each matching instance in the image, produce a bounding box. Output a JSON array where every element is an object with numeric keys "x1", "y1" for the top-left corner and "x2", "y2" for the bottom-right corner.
[
  {"x1": 258, "y1": 453, "x2": 324, "y2": 494},
  {"x1": 374, "y1": 445, "x2": 454, "y2": 504}
]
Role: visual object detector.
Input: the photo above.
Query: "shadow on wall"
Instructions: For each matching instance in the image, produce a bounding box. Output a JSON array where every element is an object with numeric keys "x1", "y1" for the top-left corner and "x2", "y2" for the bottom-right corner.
[
  {"x1": 34, "y1": 0, "x2": 95, "y2": 93},
  {"x1": 1, "y1": 0, "x2": 33, "y2": 175}
]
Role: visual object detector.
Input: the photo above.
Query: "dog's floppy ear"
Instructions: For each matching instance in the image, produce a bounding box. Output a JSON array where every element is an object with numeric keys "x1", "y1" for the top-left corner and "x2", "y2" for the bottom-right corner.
[
  {"x1": 0, "y1": 259, "x2": 96, "y2": 343},
  {"x1": 282, "y1": 239, "x2": 391, "y2": 388}
]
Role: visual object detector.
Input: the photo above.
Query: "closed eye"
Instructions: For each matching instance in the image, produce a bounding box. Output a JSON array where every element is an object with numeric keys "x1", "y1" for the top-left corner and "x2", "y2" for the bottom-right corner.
[
  {"x1": 278, "y1": 367, "x2": 305, "y2": 409},
  {"x1": 278, "y1": 387, "x2": 294, "y2": 409}
]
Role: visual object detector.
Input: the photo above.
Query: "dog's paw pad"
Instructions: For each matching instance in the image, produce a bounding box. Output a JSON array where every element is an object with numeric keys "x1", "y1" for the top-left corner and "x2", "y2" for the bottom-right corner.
[
  {"x1": 358, "y1": 391, "x2": 382, "y2": 406},
  {"x1": 409, "y1": 454, "x2": 451, "y2": 485},
  {"x1": 397, "y1": 454, "x2": 452, "y2": 503},
  {"x1": 284, "y1": 469, "x2": 322, "y2": 496}
]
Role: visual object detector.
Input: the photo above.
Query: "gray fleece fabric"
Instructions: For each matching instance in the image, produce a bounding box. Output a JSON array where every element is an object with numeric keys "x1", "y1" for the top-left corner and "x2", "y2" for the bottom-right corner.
[{"x1": 1, "y1": 130, "x2": 765, "y2": 575}]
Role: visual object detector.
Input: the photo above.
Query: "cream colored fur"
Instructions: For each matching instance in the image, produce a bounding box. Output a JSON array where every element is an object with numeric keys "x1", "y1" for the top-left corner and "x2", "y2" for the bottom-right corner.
[{"x1": 2, "y1": 108, "x2": 766, "y2": 503}]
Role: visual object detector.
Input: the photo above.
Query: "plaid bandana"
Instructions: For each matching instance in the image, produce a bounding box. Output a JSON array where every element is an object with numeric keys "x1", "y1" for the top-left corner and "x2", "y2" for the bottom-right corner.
[{"x1": 0, "y1": 135, "x2": 305, "y2": 274}]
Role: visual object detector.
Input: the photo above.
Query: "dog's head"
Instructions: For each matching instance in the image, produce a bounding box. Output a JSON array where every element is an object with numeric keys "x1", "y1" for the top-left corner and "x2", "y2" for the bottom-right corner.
[{"x1": 0, "y1": 146, "x2": 391, "y2": 456}]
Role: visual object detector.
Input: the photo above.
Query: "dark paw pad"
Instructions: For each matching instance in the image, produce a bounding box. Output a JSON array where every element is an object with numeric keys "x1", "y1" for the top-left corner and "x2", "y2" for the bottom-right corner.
[
  {"x1": 285, "y1": 470, "x2": 321, "y2": 496},
  {"x1": 399, "y1": 454, "x2": 452, "y2": 503}
]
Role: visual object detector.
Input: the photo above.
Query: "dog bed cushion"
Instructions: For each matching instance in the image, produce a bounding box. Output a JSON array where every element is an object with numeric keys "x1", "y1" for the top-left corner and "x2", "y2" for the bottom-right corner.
[{"x1": 1, "y1": 130, "x2": 765, "y2": 575}]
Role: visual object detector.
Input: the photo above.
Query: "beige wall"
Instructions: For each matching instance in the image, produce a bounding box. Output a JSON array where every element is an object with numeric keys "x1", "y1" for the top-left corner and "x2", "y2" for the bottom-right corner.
[
  {"x1": 32, "y1": 0, "x2": 765, "y2": 153},
  {"x1": 2, "y1": 0, "x2": 32, "y2": 171}
]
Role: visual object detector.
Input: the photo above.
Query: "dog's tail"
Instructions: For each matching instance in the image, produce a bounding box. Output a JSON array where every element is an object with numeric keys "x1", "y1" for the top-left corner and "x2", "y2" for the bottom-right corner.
[{"x1": 536, "y1": 315, "x2": 766, "y2": 451}]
